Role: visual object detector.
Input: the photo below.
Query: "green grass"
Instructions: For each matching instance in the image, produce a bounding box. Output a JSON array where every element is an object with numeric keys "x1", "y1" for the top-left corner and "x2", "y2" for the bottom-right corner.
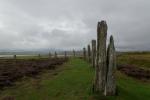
[
  {"x1": 0, "y1": 58, "x2": 94, "y2": 100},
  {"x1": 0, "y1": 58, "x2": 150, "y2": 100},
  {"x1": 106, "y1": 72, "x2": 150, "y2": 100}
]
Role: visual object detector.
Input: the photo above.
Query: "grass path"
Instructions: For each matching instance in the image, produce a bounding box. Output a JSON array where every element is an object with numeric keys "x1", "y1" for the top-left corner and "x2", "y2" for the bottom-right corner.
[
  {"x1": 0, "y1": 58, "x2": 94, "y2": 100},
  {"x1": 0, "y1": 58, "x2": 150, "y2": 100}
]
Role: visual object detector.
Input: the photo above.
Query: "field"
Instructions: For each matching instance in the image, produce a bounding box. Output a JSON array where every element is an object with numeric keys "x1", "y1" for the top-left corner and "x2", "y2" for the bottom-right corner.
[
  {"x1": 0, "y1": 54, "x2": 150, "y2": 100},
  {"x1": 117, "y1": 52, "x2": 150, "y2": 81},
  {"x1": 117, "y1": 52, "x2": 150, "y2": 70}
]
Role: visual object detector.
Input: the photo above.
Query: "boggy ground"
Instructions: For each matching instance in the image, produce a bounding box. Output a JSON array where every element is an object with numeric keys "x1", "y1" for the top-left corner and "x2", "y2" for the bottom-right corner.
[
  {"x1": 0, "y1": 58, "x2": 67, "y2": 89},
  {"x1": 117, "y1": 52, "x2": 150, "y2": 81},
  {"x1": 118, "y1": 64, "x2": 150, "y2": 81}
]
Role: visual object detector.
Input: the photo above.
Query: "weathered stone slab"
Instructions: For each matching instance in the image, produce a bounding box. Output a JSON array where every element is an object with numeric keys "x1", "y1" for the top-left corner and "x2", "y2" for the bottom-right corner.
[
  {"x1": 92, "y1": 40, "x2": 96, "y2": 68},
  {"x1": 49, "y1": 52, "x2": 52, "y2": 59},
  {"x1": 73, "y1": 50, "x2": 75, "y2": 57},
  {"x1": 83, "y1": 47, "x2": 86, "y2": 60},
  {"x1": 105, "y1": 35, "x2": 116, "y2": 96},
  {"x1": 87, "y1": 45, "x2": 91, "y2": 63},
  {"x1": 38, "y1": 54, "x2": 41, "y2": 58},
  {"x1": 14, "y1": 55, "x2": 16, "y2": 59},
  {"x1": 55, "y1": 51, "x2": 57, "y2": 58},
  {"x1": 94, "y1": 20, "x2": 107, "y2": 93},
  {"x1": 64, "y1": 51, "x2": 67, "y2": 59}
]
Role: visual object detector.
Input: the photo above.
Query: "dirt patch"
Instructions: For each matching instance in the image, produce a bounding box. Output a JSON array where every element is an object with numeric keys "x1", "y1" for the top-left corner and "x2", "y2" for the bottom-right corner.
[
  {"x1": 1, "y1": 96, "x2": 15, "y2": 100},
  {"x1": 118, "y1": 64, "x2": 150, "y2": 80},
  {"x1": 0, "y1": 58, "x2": 68, "y2": 89}
]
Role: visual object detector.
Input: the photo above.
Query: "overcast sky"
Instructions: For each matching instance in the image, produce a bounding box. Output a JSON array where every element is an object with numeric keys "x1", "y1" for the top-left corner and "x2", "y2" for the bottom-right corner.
[{"x1": 0, "y1": 0, "x2": 150, "y2": 51}]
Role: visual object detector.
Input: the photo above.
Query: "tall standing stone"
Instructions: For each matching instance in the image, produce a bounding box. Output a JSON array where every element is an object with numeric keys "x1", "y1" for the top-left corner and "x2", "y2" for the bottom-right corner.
[
  {"x1": 94, "y1": 20, "x2": 107, "y2": 93},
  {"x1": 83, "y1": 47, "x2": 86, "y2": 60},
  {"x1": 55, "y1": 51, "x2": 57, "y2": 58},
  {"x1": 64, "y1": 51, "x2": 67, "y2": 59},
  {"x1": 73, "y1": 50, "x2": 75, "y2": 57},
  {"x1": 105, "y1": 35, "x2": 116, "y2": 96},
  {"x1": 49, "y1": 52, "x2": 52, "y2": 59},
  {"x1": 14, "y1": 55, "x2": 16, "y2": 59},
  {"x1": 38, "y1": 54, "x2": 41, "y2": 58},
  {"x1": 87, "y1": 45, "x2": 91, "y2": 63},
  {"x1": 92, "y1": 40, "x2": 96, "y2": 68}
]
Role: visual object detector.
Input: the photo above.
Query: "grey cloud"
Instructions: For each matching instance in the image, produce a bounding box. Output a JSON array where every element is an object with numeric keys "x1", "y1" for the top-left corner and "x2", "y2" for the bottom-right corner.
[{"x1": 0, "y1": 0, "x2": 150, "y2": 51}]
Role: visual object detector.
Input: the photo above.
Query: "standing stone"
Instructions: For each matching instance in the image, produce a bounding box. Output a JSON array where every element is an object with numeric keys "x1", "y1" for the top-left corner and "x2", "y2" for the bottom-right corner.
[
  {"x1": 55, "y1": 52, "x2": 57, "y2": 58},
  {"x1": 64, "y1": 51, "x2": 67, "y2": 59},
  {"x1": 83, "y1": 47, "x2": 86, "y2": 60},
  {"x1": 92, "y1": 40, "x2": 96, "y2": 68},
  {"x1": 87, "y1": 45, "x2": 91, "y2": 63},
  {"x1": 14, "y1": 55, "x2": 16, "y2": 59},
  {"x1": 49, "y1": 52, "x2": 52, "y2": 59},
  {"x1": 73, "y1": 50, "x2": 75, "y2": 57},
  {"x1": 38, "y1": 54, "x2": 41, "y2": 58},
  {"x1": 105, "y1": 35, "x2": 116, "y2": 96},
  {"x1": 94, "y1": 20, "x2": 107, "y2": 93}
]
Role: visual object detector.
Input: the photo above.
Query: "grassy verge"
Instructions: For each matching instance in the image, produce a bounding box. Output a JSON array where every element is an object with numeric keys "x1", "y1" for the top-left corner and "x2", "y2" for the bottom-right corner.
[
  {"x1": 106, "y1": 71, "x2": 150, "y2": 100},
  {"x1": 0, "y1": 58, "x2": 150, "y2": 100}
]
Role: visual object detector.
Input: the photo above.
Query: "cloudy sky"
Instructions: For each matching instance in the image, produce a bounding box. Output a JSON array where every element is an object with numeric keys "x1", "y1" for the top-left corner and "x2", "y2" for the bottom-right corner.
[{"x1": 0, "y1": 0, "x2": 150, "y2": 51}]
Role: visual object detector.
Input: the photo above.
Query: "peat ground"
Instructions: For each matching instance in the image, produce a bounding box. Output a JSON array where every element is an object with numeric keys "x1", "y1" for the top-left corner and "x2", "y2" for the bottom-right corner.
[
  {"x1": 117, "y1": 52, "x2": 150, "y2": 81},
  {"x1": 118, "y1": 64, "x2": 150, "y2": 80},
  {"x1": 0, "y1": 58, "x2": 68, "y2": 89}
]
